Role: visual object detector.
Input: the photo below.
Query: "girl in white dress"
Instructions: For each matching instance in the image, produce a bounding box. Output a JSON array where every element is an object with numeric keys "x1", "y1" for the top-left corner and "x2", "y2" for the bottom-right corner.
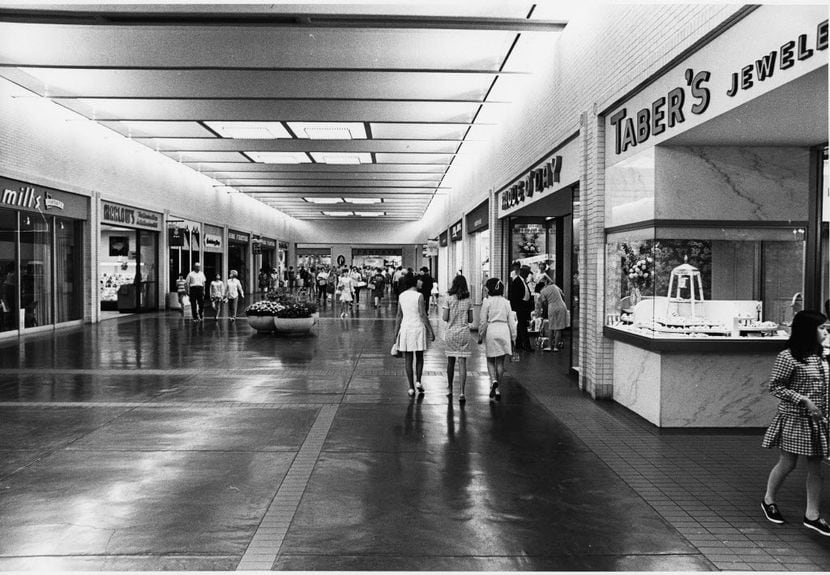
[
  {"x1": 394, "y1": 274, "x2": 435, "y2": 396},
  {"x1": 478, "y1": 277, "x2": 516, "y2": 401},
  {"x1": 337, "y1": 267, "x2": 355, "y2": 318}
]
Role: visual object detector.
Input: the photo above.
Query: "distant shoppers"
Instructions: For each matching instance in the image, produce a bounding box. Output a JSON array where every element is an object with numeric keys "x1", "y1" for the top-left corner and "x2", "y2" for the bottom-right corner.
[
  {"x1": 287, "y1": 266, "x2": 296, "y2": 291},
  {"x1": 185, "y1": 262, "x2": 207, "y2": 322},
  {"x1": 417, "y1": 267, "x2": 435, "y2": 312},
  {"x1": 394, "y1": 273, "x2": 435, "y2": 397},
  {"x1": 508, "y1": 263, "x2": 533, "y2": 351},
  {"x1": 371, "y1": 267, "x2": 386, "y2": 308},
  {"x1": 225, "y1": 270, "x2": 244, "y2": 321},
  {"x1": 337, "y1": 266, "x2": 355, "y2": 318},
  {"x1": 536, "y1": 276, "x2": 569, "y2": 351},
  {"x1": 209, "y1": 273, "x2": 225, "y2": 320},
  {"x1": 258, "y1": 267, "x2": 271, "y2": 294},
  {"x1": 316, "y1": 266, "x2": 330, "y2": 305},
  {"x1": 479, "y1": 277, "x2": 516, "y2": 402},
  {"x1": 442, "y1": 274, "x2": 473, "y2": 403},
  {"x1": 761, "y1": 310, "x2": 830, "y2": 535},
  {"x1": 175, "y1": 274, "x2": 187, "y2": 314}
]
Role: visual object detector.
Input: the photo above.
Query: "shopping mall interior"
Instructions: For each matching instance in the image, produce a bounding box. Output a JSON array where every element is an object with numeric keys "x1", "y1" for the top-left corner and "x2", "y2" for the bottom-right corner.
[{"x1": 0, "y1": 2, "x2": 828, "y2": 572}]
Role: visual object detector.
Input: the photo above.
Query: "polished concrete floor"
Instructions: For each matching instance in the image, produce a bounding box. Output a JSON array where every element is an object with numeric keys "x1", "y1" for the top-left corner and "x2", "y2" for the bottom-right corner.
[{"x1": 0, "y1": 296, "x2": 829, "y2": 571}]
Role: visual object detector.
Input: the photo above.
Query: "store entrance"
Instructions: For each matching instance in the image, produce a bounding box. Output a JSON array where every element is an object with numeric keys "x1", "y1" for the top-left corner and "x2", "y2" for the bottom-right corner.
[
  {"x1": 203, "y1": 252, "x2": 223, "y2": 285},
  {"x1": 100, "y1": 225, "x2": 158, "y2": 313}
]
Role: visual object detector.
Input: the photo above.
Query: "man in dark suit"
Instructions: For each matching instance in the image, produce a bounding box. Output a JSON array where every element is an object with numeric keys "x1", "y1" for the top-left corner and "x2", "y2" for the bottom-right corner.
[{"x1": 508, "y1": 263, "x2": 533, "y2": 351}]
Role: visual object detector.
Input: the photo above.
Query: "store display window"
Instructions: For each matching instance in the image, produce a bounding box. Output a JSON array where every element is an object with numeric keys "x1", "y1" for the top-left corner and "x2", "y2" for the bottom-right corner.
[
  {"x1": 605, "y1": 227, "x2": 804, "y2": 339},
  {"x1": 0, "y1": 210, "x2": 17, "y2": 332}
]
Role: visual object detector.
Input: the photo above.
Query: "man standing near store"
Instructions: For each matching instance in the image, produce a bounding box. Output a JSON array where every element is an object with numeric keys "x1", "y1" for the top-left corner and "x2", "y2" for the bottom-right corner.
[
  {"x1": 185, "y1": 262, "x2": 207, "y2": 322},
  {"x1": 508, "y1": 262, "x2": 533, "y2": 351}
]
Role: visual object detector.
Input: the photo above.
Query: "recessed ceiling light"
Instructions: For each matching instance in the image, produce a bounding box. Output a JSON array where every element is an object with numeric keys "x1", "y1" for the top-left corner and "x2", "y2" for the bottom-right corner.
[
  {"x1": 289, "y1": 122, "x2": 367, "y2": 140},
  {"x1": 309, "y1": 152, "x2": 372, "y2": 165},
  {"x1": 344, "y1": 198, "x2": 382, "y2": 204},
  {"x1": 304, "y1": 197, "x2": 344, "y2": 204},
  {"x1": 246, "y1": 152, "x2": 310, "y2": 164},
  {"x1": 206, "y1": 121, "x2": 290, "y2": 139},
  {"x1": 322, "y1": 211, "x2": 354, "y2": 217},
  {"x1": 354, "y1": 212, "x2": 386, "y2": 217}
]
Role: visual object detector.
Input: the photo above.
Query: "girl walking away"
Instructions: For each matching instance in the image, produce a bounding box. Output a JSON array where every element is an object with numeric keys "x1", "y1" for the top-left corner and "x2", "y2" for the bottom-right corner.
[
  {"x1": 225, "y1": 270, "x2": 244, "y2": 321},
  {"x1": 761, "y1": 310, "x2": 830, "y2": 535},
  {"x1": 175, "y1": 274, "x2": 187, "y2": 314},
  {"x1": 209, "y1": 273, "x2": 226, "y2": 320},
  {"x1": 337, "y1": 266, "x2": 355, "y2": 318},
  {"x1": 442, "y1": 275, "x2": 473, "y2": 404},
  {"x1": 478, "y1": 277, "x2": 516, "y2": 402},
  {"x1": 394, "y1": 273, "x2": 435, "y2": 397},
  {"x1": 371, "y1": 267, "x2": 386, "y2": 308}
]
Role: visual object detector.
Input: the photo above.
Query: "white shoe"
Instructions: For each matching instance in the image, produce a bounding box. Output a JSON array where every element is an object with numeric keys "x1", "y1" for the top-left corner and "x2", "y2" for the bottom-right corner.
[
  {"x1": 416, "y1": 383, "x2": 425, "y2": 394},
  {"x1": 408, "y1": 388, "x2": 415, "y2": 397}
]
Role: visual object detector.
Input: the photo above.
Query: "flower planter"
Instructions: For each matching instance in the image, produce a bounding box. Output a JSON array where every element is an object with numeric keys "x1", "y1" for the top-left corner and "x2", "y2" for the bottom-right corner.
[
  {"x1": 273, "y1": 316, "x2": 316, "y2": 334},
  {"x1": 247, "y1": 315, "x2": 275, "y2": 333}
]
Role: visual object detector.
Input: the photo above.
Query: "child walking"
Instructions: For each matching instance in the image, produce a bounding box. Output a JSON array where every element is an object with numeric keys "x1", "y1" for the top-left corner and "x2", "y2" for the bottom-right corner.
[{"x1": 761, "y1": 310, "x2": 830, "y2": 535}]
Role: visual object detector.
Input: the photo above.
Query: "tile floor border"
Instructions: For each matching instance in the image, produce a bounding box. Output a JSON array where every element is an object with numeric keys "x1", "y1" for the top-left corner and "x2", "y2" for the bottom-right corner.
[{"x1": 236, "y1": 404, "x2": 338, "y2": 571}]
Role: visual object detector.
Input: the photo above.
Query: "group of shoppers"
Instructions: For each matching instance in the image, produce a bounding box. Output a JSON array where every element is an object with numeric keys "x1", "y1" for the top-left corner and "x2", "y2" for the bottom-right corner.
[{"x1": 177, "y1": 262, "x2": 245, "y2": 322}]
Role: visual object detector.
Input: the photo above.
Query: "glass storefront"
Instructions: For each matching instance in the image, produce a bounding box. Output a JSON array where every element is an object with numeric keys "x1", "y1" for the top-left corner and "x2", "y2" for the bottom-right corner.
[
  {"x1": 228, "y1": 230, "x2": 250, "y2": 293},
  {"x1": 168, "y1": 219, "x2": 201, "y2": 292},
  {"x1": 821, "y1": 147, "x2": 829, "y2": 319},
  {"x1": 0, "y1": 179, "x2": 87, "y2": 333}
]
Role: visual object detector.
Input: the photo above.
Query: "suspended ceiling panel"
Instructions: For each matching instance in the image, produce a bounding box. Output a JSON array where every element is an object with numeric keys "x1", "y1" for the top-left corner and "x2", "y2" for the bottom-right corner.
[{"x1": 0, "y1": 3, "x2": 567, "y2": 221}]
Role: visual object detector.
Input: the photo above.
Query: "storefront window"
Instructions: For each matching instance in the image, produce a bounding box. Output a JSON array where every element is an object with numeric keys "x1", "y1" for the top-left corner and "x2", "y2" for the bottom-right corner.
[
  {"x1": 0, "y1": 209, "x2": 17, "y2": 332},
  {"x1": 55, "y1": 218, "x2": 82, "y2": 323},
  {"x1": 20, "y1": 213, "x2": 52, "y2": 327},
  {"x1": 100, "y1": 226, "x2": 136, "y2": 311},
  {"x1": 605, "y1": 228, "x2": 803, "y2": 339},
  {"x1": 821, "y1": 147, "x2": 829, "y2": 319},
  {"x1": 138, "y1": 230, "x2": 157, "y2": 309},
  {"x1": 571, "y1": 190, "x2": 581, "y2": 372}
]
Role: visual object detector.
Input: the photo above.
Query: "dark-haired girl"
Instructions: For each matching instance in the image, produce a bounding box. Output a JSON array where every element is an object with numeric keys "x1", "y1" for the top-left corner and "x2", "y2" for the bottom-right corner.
[
  {"x1": 478, "y1": 277, "x2": 516, "y2": 401},
  {"x1": 761, "y1": 310, "x2": 830, "y2": 535},
  {"x1": 442, "y1": 274, "x2": 473, "y2": 403}
]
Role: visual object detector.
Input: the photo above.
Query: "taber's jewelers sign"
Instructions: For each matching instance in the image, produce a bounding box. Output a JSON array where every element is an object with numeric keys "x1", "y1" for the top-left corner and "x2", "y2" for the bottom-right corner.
[{"x1": 606, "y1": 6, "x2": 828, "y2": 163}]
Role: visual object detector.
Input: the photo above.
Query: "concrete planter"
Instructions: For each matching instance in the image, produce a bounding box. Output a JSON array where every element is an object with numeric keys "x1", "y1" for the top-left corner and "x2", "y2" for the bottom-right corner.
[
  {"x1": 247, "y1": 315, "x2": 275, "y2": 333},
  {"x1": 273, "y1": 314, "x2": 318, "y2": 334}
]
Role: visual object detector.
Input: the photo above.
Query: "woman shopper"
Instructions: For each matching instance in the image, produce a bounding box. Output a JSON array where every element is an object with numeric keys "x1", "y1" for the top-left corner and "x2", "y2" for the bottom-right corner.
[
  {"x1": 442, "y1": 274, "x2": 473, "y2": 403},
  {"x1": 761, "y1": 310, "x2": 830, "y2": 535},
  {"x1": 536, "y1": 276, "x2": 569, "y2": 351},
  {"x1": 225, "y1": 270, "x2": 244, "y2": 321},
  {"x1": 394, "y1": 273, "x2": 435, "y2": 397},
  {"x1": 478, "y1": 277, "x2": 516, "y2": 402}
]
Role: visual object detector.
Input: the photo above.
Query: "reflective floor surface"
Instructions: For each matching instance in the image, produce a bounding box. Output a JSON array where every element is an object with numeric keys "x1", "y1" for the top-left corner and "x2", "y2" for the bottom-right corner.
[{"x1": 0, "y1": 297, "x2": 828, "y2": 571}]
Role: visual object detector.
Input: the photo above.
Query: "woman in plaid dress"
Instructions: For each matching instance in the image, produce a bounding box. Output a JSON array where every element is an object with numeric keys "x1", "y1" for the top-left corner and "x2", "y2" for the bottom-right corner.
[
  {"x1": 442, "y1": 274, "x2": 473, "y2": 403},
  {"x1": 761, "y1": 310, "x2": 830, "y2": 535}
]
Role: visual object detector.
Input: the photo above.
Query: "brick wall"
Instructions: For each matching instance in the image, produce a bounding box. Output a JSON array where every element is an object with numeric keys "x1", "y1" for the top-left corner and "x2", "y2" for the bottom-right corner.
[{"x1": 421, "y1": 4, "x2": 745, "y2": 393}]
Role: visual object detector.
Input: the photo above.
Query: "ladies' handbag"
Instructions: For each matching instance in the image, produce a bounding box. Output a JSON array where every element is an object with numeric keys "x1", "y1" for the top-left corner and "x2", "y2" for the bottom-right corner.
[{"x1": 390, "y1": 342, "x2": 402, "y2": 358}]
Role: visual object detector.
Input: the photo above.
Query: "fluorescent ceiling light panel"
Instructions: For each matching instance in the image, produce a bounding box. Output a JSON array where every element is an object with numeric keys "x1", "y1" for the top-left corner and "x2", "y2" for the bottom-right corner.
[
  {"x1": 344, "y1": 198, "x2": 382, "y2": 204},
  {"x1": 247, "y1": 152, "x2": 310, "y2": 164},
  {"x1": 303, "y1": 197, "x2": 343, "y2": 204},
  {"x1": 310, "y1": 152, "x2": 372, "y2": 165},
  {"x1": 354, "y1": 212, "x2": 386, "y2": 217},
  {"x1": 322, "y1": 211, "x2": 354, "y2": 217},
  {"x1": 206, "y1": 121, "x2": 291, "y2": 139},
  {"x1": 289, "y1": 122, "x2": 367, "y2": 140}
]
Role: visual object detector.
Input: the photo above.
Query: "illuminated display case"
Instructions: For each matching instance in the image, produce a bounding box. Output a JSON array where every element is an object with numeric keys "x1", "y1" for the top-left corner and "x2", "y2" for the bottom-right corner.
[{"x1": 605, "y1": 228, "x2": 804, "y2": 340}]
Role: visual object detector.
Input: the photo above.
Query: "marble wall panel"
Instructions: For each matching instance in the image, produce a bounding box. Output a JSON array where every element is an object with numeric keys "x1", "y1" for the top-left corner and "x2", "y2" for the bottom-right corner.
[
  {"x1": 655, "y1": 146, "x2": 809, "y2": 222},
  {"x1": 660, "y1": 352, "x2": 778, "y2": 427},
  {"x1": 605, "y1": 148, "x2": 656, "y2": 228},
  {"x1": 613, "y1": 342, "x2": 661, "y2": 426}
]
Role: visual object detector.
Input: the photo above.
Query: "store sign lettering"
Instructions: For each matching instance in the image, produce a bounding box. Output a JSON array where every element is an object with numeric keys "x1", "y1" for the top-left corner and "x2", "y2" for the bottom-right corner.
[
  {"x1": 610, "y1": 19, "x2": 828, "y2": 155},
  {"x1": 450, "y1": 221, "x2": 463, "y2": 241},
  {"x1": 103, "y1": 203, "x2": 135, "y2": 225},
  {"x1": 1, "y1": 187, "x2": 65, "y2": 211},
  {"x1": 205, "y1": 234, "x2": 222, "y2": 248},
  {"x1": 501, "y1": 155, "x2": 562, "y2": 211}
]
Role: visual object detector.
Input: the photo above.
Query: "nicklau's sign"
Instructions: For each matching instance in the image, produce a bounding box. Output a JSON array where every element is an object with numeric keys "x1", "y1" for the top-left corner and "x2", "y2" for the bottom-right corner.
[
  {"x1": 609, "y1": 14, "x2": 827, "y2": 156},
  {"x1": 501, "y1": 155, "x2": 563, "y2": 211},
  {"x1": 102, "y1": 201, "x2": 161, "y2": 231}
]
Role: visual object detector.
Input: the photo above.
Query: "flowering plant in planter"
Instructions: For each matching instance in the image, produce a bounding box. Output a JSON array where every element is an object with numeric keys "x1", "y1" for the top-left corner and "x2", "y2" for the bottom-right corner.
[{"x1": 245, "y1": 290, "x2": 319, "y2": 318}]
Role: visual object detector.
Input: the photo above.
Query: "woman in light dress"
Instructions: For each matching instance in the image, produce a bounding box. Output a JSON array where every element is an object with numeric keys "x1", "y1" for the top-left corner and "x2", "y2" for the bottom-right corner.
[
  {"x1": 225, "y1": 270, "x2": 244, "y2": 321},
  {"x1": 337, "y1": 266, "x2": 355, "y2": 318},
  {"x1": 535, "y1": 276, "x2": 569, "y2": 351},
  {"x1": 478, "y1": 277, "x2": 516, "y2": 401},
  {"x1": 442, "y1": 274, "x2": 473, "y2": 403},
  {"x1": 394, "y1": 273, "x2": 435, "y2": 397}
]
